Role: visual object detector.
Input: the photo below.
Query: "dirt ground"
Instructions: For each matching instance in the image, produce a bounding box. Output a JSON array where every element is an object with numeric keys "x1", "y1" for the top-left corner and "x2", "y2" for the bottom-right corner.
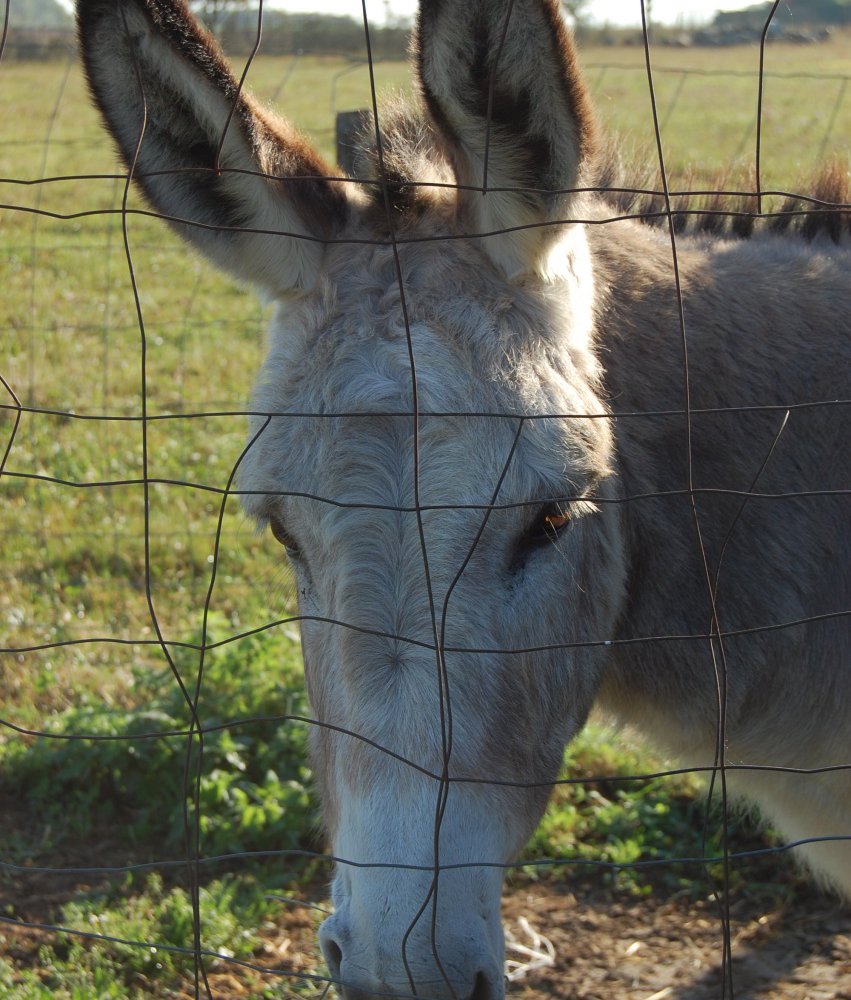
[
  {"x1": 3, "y1": 859, "x2": 850, "y2": 999},
  {"x1": 500, "y1": 877, "x2": 851, "y2": 1000}
]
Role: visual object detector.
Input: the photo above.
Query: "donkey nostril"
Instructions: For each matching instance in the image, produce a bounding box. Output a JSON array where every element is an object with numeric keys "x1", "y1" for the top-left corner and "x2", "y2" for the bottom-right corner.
[
  {"x1": 468, "y1": 970, "x2": 495, "y2": 1000},
  {"x1": 321, "y1": 935, "x2": 343, "y2": 982}
]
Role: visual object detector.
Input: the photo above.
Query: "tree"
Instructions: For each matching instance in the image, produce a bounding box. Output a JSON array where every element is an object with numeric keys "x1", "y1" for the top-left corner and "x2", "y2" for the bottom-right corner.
[
  {"x1": 191, "y1": 0, "x2": 251, "y2": 37},
  {"x1": 15, "y1": 0, "x2": 72, "y2": 29},
  {"x1": 562, "y1": 0, "x2": 592, "y2": 24}
]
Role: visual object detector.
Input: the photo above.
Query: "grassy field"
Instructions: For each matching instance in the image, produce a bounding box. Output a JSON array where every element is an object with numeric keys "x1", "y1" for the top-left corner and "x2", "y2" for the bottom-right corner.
[{"x1": 1, "y1": 27, "x2": 849, "y2": 999}]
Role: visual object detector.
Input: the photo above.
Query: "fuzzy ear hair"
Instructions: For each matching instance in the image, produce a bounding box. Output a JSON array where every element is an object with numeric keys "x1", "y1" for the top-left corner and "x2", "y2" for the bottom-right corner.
[
  {"x1": 78, "y1": 0, "x2": 350, "y2": 296},
  {"x1": 349, "y1": 102, "x2": 457, "y2": 216},
  {"x1": 416, "y1": 0, "x2": 598, "y2": 278}
]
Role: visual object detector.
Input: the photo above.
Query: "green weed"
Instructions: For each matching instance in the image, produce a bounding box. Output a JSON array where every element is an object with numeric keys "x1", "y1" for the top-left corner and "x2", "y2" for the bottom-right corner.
[
  {"x1": 0, "y1": 615, "x2": 315, "y2": 859},
  {"x1": 524, "y1": 722, "x2": 795, "y2": 896},
  {"x1": 0, "y1": 871, "x2": 313, "y2": 999}
]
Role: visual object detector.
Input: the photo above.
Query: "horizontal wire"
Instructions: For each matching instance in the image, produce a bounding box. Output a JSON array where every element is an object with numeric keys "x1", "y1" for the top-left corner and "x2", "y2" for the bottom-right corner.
[
  {"x1": 2, "y1": 197, "x2": 848, "y2": 247},
  {"x1": 582, "y1": 59, "x2": 851, "y2": 83},
  {"x1": 3, "y1": 469, "x2": 850, "y2": 508},
  {"x1": 3, "y1": 607, "x2": 849, "y2": 661},
  {"x1": 3, "y1": 397, "x2": 850, "y2": 423},
  {"x1": 0, "y1": 913, "x2": 348, "y2": 994},
  {"x1": 3, "y1": 834, "x2": 850, "y2": 883},
  {"x1": 3, "y1": 163, "x2": 851, "y2": 207},
  {"x1": 2, "y1": 705, "x2": 850, "y2": 785}
]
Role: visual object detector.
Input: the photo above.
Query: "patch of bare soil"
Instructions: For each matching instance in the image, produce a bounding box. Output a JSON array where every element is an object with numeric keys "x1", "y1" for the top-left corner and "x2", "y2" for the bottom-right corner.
[{"x1": 501, "y1": 877, "x2": 851, "y2": 1000}]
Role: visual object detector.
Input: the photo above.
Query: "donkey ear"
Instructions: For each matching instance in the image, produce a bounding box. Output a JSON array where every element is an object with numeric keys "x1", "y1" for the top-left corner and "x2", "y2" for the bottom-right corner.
[
  {"x1": 78, "y1": 0, "x2": 349, "y2": 296},
  {"x1": 416, "y1": 0, "x2": 597, "y2": 278}
]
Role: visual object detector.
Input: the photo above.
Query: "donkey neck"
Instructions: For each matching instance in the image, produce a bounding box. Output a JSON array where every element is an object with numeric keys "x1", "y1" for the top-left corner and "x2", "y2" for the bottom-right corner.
[{"x1": 586, "y1": 217, "x2": 851, "y2": 758}]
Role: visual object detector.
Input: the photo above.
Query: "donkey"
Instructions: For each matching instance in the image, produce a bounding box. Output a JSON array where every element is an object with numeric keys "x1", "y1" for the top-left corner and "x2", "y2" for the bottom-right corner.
[{"x1": 78, "y1": 0, "x2": 850, "y2": 996}]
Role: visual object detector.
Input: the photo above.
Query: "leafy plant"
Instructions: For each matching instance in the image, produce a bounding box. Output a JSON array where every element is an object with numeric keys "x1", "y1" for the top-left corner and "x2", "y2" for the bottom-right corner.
[
  {"x1": 0, "y1": 615, "x2": 316, "y2": 860},
  {"x1": 523, "y1": 722, "x2": 793, "y2": 895},
  {"x1": 0, "y1": 873, "x2": 310, "y2": 999}
]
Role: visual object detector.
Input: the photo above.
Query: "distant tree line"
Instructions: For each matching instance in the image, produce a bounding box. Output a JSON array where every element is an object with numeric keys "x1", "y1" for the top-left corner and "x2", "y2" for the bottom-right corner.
[
  {"x1": 685, "y1": 0, "x2": 851, "y2": 46},
  {"x1": 712, "y1": 0, "x2": 851, "y2": 29},
  {"x1": 5, "y1": 0, "x2": 851, "y2": 60},
  {"x1": 4, "y1": 0, "x2": 413, "y2": 61},
  {"x1": 199, "y1": 4, "x2": 412, "y2": 58},
  {"x1": 805, "y1": 0, "x2": 851, "y2": 20}
]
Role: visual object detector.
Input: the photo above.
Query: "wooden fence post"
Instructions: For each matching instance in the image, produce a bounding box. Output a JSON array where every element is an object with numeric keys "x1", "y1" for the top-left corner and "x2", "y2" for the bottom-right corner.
[{"x1": 335, "y1": 109, "x2": 370, "y2": 175}]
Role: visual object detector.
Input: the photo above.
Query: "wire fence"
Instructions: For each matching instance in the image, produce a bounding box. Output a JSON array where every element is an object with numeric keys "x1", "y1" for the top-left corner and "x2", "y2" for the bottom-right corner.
[{"x1": 2, "y1": 1, "x2": 851, "y2": 999}]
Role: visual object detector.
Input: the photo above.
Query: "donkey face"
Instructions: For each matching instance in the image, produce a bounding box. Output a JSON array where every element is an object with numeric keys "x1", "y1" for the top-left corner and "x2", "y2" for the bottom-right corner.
[
  {"x1": 242, "y1": 236, "x2": 625, "y2": 996},
  {"x1": 79, "y1": 0, "x2": 625, "y2": 996}
]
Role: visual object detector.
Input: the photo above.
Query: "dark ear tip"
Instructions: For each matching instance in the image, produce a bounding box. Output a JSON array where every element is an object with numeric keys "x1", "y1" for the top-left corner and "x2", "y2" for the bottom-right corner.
[
  {"x1": 75, "y1": 0, "x2": 105, "y2": 34},
  {"x1": 76, "y1": 0, "x2": 137, "y2": 45},
  {"x1": 76, "y1": 0, "x2": 198, "y2": 40}
]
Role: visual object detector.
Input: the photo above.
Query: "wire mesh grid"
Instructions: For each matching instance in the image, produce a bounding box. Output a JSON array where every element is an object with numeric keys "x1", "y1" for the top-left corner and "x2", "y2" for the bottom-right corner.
[{"x1": 1, "y1": 0, "x2": 850, "y2": 998}]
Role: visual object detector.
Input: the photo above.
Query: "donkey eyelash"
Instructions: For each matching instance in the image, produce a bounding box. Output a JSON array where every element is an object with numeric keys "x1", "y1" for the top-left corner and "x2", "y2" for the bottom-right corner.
[
  {"x1": 526, "y1": 503, "x2": 572, "y2": 546},
  {"x1": 543, "y1": 508, "x2": 571, "y2": 532},
  {"x1": 268, "y1": 515, "x2": 300, "y2": 555}
]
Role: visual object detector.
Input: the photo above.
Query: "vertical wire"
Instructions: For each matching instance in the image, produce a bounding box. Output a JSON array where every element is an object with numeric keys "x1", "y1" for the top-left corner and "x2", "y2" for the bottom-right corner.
[
  {"x1": 213, "y1": 0, "x2": 265, "y2": 175},
  {"x1": 697, "y1": 410, "x2": 790, "y2": 979},
  {"x1": 269, "y1": 50, "x2": 300, "y2": 105},
  {"x1": 817, "y1": 77, "x2": 848, "y2": 162},
  {"x1": 755, "y1": 1, "x2": 782, "y2": 215},
  {"x1": 2, "y1": 4, "x2": 38, "y2": 895},
  {"x1": 710, "y1": 411, "x2": 790, "y2": 603},
  {"x1": 0, "y1": 0, "x2": 21, "y2": 474},
  {"x1": 25, "y1": 53, "x2": 74, "y2": 570},
  {"x1": 400, "y1": 418, "x2": 526, "y2": 996},
  {"x1": 26, "y1": 53, "x2": 73, "y2": 405},
  {"x1": 0, "y1": 0, "x2": 9, "y2": 63},
  {"x1": 187, "y1": 413, "x2": 273, "y2": 975},
  {"x1": 639, "y1": 3, "x2": 736, "y2": 995},
  {"x1": 657, "y1": 69, "x2": 687, "y2": 136},
  {"x1": 0, "y1": 376, "x2": 22, "y2": 487},
  {"x1": 175, "y1": 11, "x2": 272, "y2": 984},
  {"x1": 358, "y1": 4, "x2": 449, "y2": 996},
  {"x1": 0, "y1": 380, "x2": 21, "y2": 453},
  {"x1": 119, "y1": 8, "x2": 212, "y2": 996},
  {"x1": 175, "y1": 269, "x2": 203, "y2": 580},
  {"x1": 100, "y1": 175, "x2": 123, "y2": 582}
]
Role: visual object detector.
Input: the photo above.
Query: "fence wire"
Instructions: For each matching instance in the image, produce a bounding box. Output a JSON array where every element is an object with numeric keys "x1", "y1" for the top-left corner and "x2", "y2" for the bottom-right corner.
[{"x1": 1, "y1": 1, "x2": 850, "y2": 999}]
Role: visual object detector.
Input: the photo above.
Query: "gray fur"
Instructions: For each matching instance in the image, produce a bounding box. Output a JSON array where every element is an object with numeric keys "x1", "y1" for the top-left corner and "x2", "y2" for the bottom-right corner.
[{"x1": 78, "y1": 0, "x2": 850, "y2": 997}]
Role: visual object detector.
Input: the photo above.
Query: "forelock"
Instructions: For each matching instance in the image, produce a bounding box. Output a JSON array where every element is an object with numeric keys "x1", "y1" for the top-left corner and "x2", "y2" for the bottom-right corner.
[{"x1": 350, "y1": 99, "x2": 457, "y2": 222}]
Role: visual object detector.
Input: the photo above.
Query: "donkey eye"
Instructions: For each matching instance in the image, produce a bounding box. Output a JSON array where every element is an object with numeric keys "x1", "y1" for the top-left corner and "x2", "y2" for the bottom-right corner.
[
  {"x1": 543, "y1": 508, "x2": 571, "y2": 533},
  {"x1": 268, "y1": 516, "x2": 299, "y2": 555},
  {"x1": 525, "y1": 504, "x2": 571, "y2": 546}
]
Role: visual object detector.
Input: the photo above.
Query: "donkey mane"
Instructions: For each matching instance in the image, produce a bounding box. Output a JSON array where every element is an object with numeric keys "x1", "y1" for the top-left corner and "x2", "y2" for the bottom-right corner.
[
  {"x1": 352, "y1": 103, "x2": 850, "y2": 243},
  {"x1": 598, "y1": 152, "x2": 851, "y2": 243}
]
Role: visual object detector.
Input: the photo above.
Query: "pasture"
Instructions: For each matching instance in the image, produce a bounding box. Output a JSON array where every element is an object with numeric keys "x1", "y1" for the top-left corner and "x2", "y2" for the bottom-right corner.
[{"x1": 2, "y1": 24, "x2": 851, "y2": 1000}]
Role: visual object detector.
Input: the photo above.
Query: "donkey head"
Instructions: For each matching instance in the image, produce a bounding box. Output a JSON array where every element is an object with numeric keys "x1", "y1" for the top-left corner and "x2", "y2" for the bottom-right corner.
[{"x1": 79, "y1": 1, "x2": 627, "y2": 996}]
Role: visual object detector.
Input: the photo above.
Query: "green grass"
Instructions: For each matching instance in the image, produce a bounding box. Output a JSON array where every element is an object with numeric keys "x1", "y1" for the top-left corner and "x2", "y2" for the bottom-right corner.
[
  {"x1": 3, "y1": 37, "x2": 849, "y2": 706},
  {"x1": 579, "y1": 35, "x2": 851, "y2": 185},
  {"x1": 1, "y1": 32, "x2": 845, "y2": 998},
  {"x1": 1, "y1": 615, "x2": 312, "y2": 857},
  {"x1": 0, "y1": 871, "x2": 318, "y2": 999}
]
